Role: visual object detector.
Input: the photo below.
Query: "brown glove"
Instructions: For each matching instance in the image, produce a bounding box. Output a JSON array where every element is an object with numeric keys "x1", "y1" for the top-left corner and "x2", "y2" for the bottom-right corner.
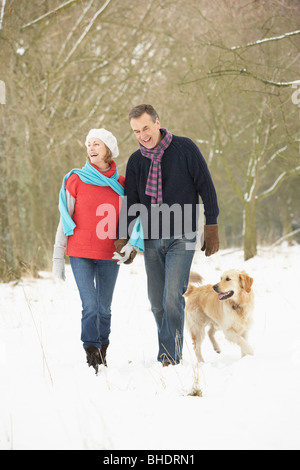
[
  {"x1": 114, "y1": 238, "x2": 137, "y2": 265},
  {"x1": 201, "y1": 225, "x2": 219, "y2": 257}
]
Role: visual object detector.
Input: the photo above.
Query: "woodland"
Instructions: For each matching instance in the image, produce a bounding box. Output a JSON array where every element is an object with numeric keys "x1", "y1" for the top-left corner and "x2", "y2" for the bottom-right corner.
[{"x1": 0, "y1": 0, "x2": 299, "y2": 281}]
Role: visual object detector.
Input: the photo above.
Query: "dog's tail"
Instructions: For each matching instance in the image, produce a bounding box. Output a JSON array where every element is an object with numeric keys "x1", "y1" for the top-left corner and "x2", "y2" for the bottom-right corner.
[
  {"x1": 189, "y1": 272, "x2": 203, "y2": 285},
  {"x1": 185, "y1": 272, "x2": 203, "y2": 297}
]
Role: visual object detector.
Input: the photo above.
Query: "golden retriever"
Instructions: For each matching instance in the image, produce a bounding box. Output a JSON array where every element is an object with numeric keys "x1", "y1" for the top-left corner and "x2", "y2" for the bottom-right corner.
[{"x1": 185, "y1": 270, "x2": 254, "y2": 362}]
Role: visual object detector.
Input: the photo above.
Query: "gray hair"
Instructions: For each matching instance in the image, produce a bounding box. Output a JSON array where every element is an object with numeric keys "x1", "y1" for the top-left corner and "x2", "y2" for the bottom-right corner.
[{"x1": 128, "y1": 104, "x2": 159, "y2": 123}]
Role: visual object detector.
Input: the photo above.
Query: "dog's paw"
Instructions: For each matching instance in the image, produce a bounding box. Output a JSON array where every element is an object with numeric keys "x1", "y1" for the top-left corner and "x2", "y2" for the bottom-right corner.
[
  {"x1": 196, "y1": 354, "x2": 205, "y2": 363},
  {"x1": 242, "y1": 344, "x2": 254, "y2": 356}
]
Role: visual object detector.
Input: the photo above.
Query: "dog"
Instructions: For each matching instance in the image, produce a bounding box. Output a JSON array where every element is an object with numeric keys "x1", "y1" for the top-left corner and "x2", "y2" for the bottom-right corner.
[{"x1": 185, "y1": 270, "x2": 254, "y2": 362}]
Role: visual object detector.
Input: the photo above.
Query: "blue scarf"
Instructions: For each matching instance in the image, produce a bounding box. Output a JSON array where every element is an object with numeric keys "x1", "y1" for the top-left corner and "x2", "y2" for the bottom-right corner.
[{"x1": 59, "y1": 161, "x2": 144, "y2": 252}]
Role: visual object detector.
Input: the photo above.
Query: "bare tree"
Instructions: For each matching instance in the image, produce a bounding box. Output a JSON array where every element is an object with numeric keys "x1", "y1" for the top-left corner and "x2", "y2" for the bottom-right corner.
[
  {"x1": 0, "y1": 0, "x2": 299, "y2": 280},
  {"x1": 179, "y1": 0, "x2": 300, "y2": 259}
]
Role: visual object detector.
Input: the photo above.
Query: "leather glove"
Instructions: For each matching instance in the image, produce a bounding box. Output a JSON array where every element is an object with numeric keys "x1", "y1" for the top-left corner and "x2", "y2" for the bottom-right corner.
[
  {"x1": 201, "y1": 225, "x2": 219, "y2": 257},
  {"x1": 113, "y1": 239, "x2": 137, "y2": 265},
  {"x1": 52, "y1": 246, "x2": 66, "y2": 281}
]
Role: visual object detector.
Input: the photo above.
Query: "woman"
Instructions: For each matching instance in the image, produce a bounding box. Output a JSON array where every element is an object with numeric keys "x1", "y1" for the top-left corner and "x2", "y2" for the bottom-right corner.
[{"x1": 53, "y1": 128, "x2": 135, "y2": 374}]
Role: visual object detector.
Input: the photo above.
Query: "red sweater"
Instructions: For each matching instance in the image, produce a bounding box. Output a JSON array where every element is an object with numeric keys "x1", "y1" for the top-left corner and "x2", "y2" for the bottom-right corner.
[{"x1": 65, "y1": 161, "x2": 125, "y2": 260}]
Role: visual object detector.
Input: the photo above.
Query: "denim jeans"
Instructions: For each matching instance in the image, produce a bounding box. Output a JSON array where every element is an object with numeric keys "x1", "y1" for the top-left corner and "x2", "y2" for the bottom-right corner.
[
  {"x1": 143, "y1": 236, "x2": 196, "y2": 364},
  {"x1": 69, "y1": 257, "x2": 120, "y2": 350}
]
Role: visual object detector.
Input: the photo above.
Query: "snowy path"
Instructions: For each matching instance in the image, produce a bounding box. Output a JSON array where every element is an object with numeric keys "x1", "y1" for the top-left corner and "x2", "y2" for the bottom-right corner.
[{"x1": 0, "y1": 244, "x2": 300, "y2": 450}]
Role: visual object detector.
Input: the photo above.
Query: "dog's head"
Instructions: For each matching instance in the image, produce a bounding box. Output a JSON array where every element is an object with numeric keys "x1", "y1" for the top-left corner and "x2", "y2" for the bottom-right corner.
[{"x1": 213, "y1": 269, "x2": 253, "y2": 302}]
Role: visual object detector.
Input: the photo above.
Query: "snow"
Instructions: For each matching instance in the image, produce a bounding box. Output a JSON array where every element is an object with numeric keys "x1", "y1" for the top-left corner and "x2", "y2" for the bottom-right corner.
[
  {"x1": 0, "y1": 0, "x2": 6, "y2": 30},
  {"x1": 230, "y1": 29, "x2": 300, "y2": 50},
  {"x1": 1, "y1": 243, "x2": 300, "y2": 450}
]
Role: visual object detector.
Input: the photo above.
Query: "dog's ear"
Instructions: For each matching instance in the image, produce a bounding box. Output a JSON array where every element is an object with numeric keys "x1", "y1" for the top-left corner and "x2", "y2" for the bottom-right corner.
[{"x1": 239, "y1": 272, "x2": 253, "y2": 293}]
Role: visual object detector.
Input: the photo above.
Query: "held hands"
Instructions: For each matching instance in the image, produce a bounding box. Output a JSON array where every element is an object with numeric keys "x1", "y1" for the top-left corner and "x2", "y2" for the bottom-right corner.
[
  {"x1": 113, "y1": 225, "x2": 220, "y2": 263},
  {"x1": 201, "y1": 225, "x2": 220, "y2": 257},
  {"x1": 113, "y1": 239, "x2": 137, "y2": 265}
]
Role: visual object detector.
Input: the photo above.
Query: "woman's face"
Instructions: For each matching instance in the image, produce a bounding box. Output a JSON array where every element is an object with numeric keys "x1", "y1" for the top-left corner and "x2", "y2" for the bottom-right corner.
[{"x1": 87, "y1": 138, "x2": 109, "y2": 168}]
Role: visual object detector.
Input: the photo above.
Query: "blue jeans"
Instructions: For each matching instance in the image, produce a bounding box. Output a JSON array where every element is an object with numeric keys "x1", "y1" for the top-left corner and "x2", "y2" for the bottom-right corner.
[
  {"x1": 69, "y1": 257, "x2": 120, "y2": 350},
  {"x1": 143, "y1": 236, "x2": 196, "y2": 364}
]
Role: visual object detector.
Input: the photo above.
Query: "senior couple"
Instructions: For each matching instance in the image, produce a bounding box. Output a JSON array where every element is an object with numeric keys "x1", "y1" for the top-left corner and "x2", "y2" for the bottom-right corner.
[{"x1": 53, "y1": 104, "x2": 220, "y2": 374}]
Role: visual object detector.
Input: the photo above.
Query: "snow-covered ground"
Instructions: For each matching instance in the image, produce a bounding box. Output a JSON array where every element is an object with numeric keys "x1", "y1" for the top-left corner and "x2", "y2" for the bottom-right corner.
[{"x1": 0, "y1": 243, "x2": 300, "y2": 450}]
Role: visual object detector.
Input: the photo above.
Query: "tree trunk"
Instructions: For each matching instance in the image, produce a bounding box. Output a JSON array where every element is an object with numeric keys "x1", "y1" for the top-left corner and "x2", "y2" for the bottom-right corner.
[
  {"x1": 243, "y1": 200, "x2": 257, "y2": 261},
  {"x1": 0, "y1": 149, "x2": 18, "y2": 281}
]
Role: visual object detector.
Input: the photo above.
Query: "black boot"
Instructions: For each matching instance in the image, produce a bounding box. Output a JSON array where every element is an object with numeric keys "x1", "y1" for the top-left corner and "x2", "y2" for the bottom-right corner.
[
  {"x1": 99, "y1": 344, "x2": 108, "y2": 367},
  {"x1": 85, "y1": 346, "x2": 101, "y2": 374}
]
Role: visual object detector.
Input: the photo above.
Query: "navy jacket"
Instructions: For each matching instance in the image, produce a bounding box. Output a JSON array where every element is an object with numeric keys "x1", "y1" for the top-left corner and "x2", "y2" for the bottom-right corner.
[{"x1": 119, "y1": 134, "x2": 219, "y2": 240}]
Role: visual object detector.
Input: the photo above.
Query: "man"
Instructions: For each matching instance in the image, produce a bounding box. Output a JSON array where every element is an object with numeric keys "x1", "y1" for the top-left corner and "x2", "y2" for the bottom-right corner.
[{"x1": 114, "y1": 104, "x2": 219, "y2": 366}]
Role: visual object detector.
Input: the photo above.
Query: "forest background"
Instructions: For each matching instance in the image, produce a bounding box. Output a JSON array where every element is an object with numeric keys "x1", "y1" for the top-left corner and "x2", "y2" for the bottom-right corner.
[{"x1": 0, "y1": 0, "x2": 299, "y2": 282}]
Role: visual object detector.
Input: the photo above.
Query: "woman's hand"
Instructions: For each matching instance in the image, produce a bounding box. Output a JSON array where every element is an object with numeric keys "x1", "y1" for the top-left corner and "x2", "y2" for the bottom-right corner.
[{"x1": 113, "y1": 239, "x2": 137, "y2": 265}]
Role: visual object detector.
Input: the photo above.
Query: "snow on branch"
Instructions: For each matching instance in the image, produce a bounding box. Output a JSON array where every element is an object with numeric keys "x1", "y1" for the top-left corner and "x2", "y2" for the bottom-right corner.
[
  {"x1": 182, "y1": 69, "x2": 300, "y2": 88},
  {"x1": 270, "y1": 228, "x2": 300, "y2": 248},
  {"x1": 260, "y1": 145, "x2": 288, "y2": 171},
  {"x1": 212, "y1": 69, "x2": 300, "y2": 88},
  {"x1": 21, "y1": 0, "x2": 83, "y2": 29},
  {"x1": 0, "y1": 0, "x2": 6, "y2": 30},
  {"x1": 231, "y1": 30, "x2": 300, "y2": 51},
  {"x1": 56, "y1": 0, "x2": 112, "y2": 72},
  {"x1": 257, "y1": 165, "x2": 300, "y2": 202},
  {"x1": 56, "y1": 0, "x2": 94, "y2": 63}
]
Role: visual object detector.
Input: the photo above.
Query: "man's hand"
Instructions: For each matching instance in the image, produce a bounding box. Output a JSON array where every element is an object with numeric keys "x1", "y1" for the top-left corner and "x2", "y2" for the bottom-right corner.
[
  {"x1": 113, "y1": 239, "x2": 137, "y2": 265},
  {"x1": 201, "y1": 225, "x2": 219, "y2": 257}
]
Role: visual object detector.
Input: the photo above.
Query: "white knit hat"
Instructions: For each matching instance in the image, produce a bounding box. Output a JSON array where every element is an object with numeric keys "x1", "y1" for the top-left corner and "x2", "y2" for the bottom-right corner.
[{"x1": 85, "y1": 128, "x2": 119, "y2": 158}]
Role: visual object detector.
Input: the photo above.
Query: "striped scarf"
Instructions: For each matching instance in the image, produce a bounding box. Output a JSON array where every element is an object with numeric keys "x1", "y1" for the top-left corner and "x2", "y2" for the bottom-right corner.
[{"x1": 139, "y1": 128, "x2": 173, "y2": 205}]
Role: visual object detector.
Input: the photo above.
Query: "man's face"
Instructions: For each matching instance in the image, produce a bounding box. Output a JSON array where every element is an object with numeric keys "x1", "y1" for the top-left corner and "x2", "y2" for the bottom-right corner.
[{"x1": 130, "y1": 112, "x2": 162, "y2": 149}]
